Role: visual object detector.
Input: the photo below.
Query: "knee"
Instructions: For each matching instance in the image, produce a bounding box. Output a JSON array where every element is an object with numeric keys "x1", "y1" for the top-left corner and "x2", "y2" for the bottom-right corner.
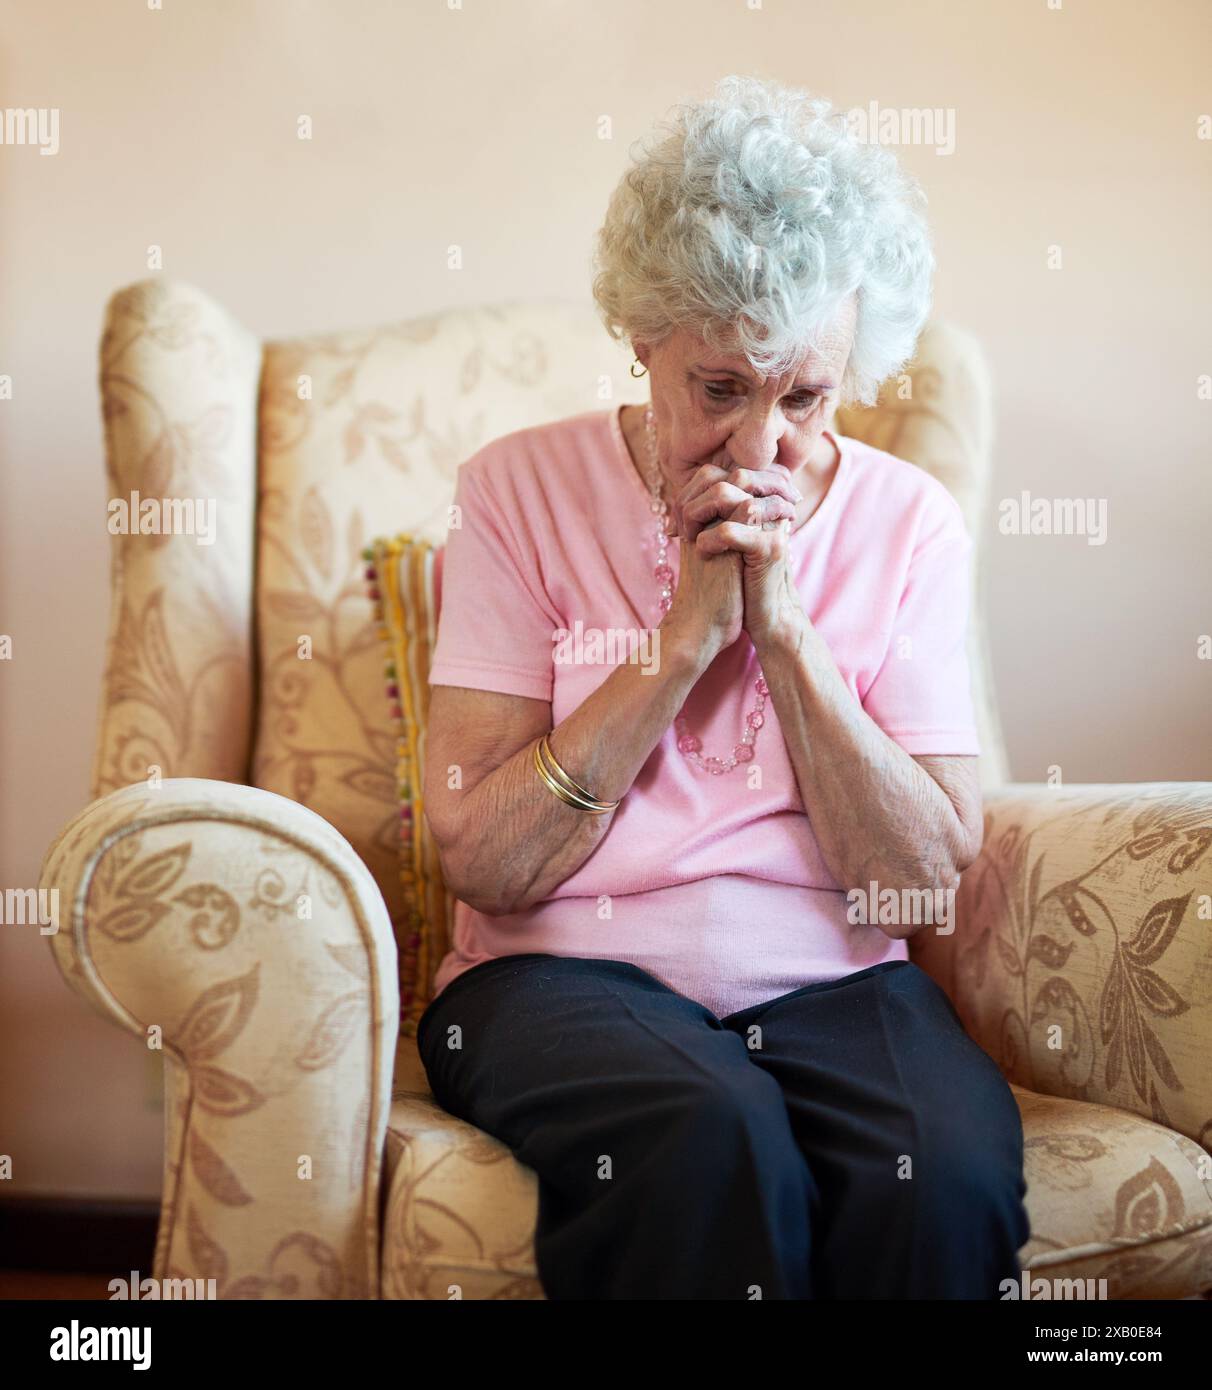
[
  {"x1": 675, "y1": 1071, "x2": 768, "y2": 1130},
  {"x1": 919, "y1": 1059, "x2": 1026, "y2": 1225},
  {"x1": 670, "y1": 1074, "x2": 802, "y2": 1174},
  {"x1": 918, "y1": 1143, "x2": 1030, "y2": 1252}
]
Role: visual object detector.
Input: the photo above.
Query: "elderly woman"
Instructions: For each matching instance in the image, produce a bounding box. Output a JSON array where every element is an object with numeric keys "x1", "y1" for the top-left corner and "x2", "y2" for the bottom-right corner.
[{"x1": 419, "y1": 75, "x2": 1029, "y2": 1300}]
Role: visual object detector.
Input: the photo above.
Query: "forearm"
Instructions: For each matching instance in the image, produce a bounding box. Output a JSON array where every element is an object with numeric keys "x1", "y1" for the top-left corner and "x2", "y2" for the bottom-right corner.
[
  {"x1": 753, "y1": 613, "x2": 971, "y2": 919},
  {"x1": 449, "y1": 628, "x2": 713, "y2": 915}
]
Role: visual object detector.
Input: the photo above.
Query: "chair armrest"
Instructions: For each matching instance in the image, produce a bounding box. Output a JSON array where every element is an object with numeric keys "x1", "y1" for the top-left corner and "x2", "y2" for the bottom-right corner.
[
  {"x1": 910, "y1": 781, "x2": 1212, "y2": 1146},
  {"x1": 39, "y1": 777, "x2": 399, "y2": 1299}
]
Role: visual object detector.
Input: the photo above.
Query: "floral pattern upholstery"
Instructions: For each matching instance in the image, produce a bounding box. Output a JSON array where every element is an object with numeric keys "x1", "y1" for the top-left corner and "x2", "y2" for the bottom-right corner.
[
  {"x1": 40, "y1": 779, "x2": 398, "y2": 1298},
  {"x1": 378, "y1": 1078, "x2": 1212, "y2": 1300},
  {"x1": 92, "y1": 281, "x2": 260, "y2": 795},
  {"x1": 37, "y1": 277, "x2": 1211, "y2": 1298},
  {"x1": 913, "y1": 783, "x2": 1212, "y2": 1139}
]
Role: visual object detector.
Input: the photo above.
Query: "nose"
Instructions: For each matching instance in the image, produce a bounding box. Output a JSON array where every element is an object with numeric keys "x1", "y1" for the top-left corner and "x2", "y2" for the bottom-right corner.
[{"x1": 723, "y1": 406, "x2": 785, "y2": 472}]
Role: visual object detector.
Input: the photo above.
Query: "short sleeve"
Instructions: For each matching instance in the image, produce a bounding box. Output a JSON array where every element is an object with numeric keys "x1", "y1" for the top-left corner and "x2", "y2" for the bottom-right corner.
[
  {"x1": 427, "y1": 457, "x2": 557, "y2": 701},
  {"x1": 861, "y1": 514, "x2": 981, "y2": 756}
]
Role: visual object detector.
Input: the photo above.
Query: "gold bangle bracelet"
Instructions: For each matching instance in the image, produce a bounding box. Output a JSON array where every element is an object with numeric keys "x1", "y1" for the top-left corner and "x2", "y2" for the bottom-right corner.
[
  {"x1": 533, "y1": 740, "x2": 612, "y2": 813},
  {"x1": 533, "y1": 740, "x2": 617, "y2": 813},
  {"x1": 533, "y1": 737, "x2": 619, "y2": 814},
  {"x1": 537, "y1": 733, "x2": 610, "y2": 805},
  {"x1": 538, "y1": 734, "x2": 620, "y2": 811}
]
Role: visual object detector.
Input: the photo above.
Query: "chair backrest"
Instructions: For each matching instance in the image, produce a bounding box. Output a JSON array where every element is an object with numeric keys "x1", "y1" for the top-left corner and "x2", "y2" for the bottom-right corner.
[{"x1": 92, "y1": 278, "x2": 1010, "y2": 937}]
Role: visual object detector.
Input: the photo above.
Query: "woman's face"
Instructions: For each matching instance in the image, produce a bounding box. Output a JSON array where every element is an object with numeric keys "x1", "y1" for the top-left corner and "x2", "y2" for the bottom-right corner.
[{"x1": 635, "y1": 295, "x2": 857, "y2": 529}]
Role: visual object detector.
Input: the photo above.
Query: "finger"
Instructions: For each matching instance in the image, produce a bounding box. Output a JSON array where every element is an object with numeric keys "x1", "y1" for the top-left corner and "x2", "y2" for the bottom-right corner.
[
  {"x1": 686, "y1": 485, "x2": 796, "y2": 528},
  {"x1": 733, "y1": 495, "x2": 797, "y2": 527},
  {"x1": 683, "y1": 478, "x2": 796, "y2": 540},
  {"x1": 725, "y1": 466, "x2": 803, "y2": 507},
  {"x1": 695, "y1": 518, "x2": 787, "y2": 558},
  {"x1": 676, "y1": 464, "x2": 731, "y2": 543},
  {"x1": 683, "y1": 482, "x2": 752, "y2": 532}
]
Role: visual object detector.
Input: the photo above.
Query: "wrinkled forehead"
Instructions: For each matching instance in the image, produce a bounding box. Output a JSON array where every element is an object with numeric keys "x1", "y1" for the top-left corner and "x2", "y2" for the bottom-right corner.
[{"x1": 689, "y1": 295, "x2": 857, "y2": 382}]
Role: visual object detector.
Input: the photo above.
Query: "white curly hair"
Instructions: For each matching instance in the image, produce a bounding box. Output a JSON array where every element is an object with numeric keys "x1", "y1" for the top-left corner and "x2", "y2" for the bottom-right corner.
[{"x1": 591, "y1": 75, "x2": 935, "y2": 407}]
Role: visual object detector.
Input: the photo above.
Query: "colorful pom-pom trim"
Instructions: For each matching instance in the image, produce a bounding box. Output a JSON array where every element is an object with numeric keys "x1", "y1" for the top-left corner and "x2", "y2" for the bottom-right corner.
[{"x1": 364, "y1": 533, "x2": 450, "y2": 1037}]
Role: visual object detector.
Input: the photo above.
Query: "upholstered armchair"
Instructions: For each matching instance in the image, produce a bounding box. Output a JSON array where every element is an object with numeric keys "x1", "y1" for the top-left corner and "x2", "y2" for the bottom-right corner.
[{"x1": 40, "y1": 279, "x2": 1212, "y2": 1298}]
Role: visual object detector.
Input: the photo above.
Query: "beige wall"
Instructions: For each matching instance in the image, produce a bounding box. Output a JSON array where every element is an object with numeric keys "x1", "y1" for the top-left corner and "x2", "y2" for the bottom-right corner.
[{"x1": 2, "y1": 0, "x2": 1209, "y2": 1200}]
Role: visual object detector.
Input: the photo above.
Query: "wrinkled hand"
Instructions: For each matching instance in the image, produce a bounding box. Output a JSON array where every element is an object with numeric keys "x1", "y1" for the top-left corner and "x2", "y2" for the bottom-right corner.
[{"x1": 672, "y1": 461, "x2": 807, "y2": 643}]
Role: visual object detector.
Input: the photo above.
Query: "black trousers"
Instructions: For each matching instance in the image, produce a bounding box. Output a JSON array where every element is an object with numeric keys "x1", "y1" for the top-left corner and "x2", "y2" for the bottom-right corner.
[{"x1": 417, "y1": 953, "x2": 1031, "y2": 1300}]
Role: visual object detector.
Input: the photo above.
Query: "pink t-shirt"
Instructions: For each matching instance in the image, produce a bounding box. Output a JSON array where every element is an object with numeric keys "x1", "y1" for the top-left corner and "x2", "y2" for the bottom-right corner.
[{"x1": 426, "y1": 403, "x2": 980, "y2": 1018}]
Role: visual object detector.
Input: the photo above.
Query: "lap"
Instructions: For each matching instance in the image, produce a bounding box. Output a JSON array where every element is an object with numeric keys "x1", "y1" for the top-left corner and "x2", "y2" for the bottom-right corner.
[
  {"x1": 724, "y1": 958, "x2": 1027, "y2": 1290},
  {"x1": 418, "y1": 952, "x2": 1022, "y2": 1175},
  {"x1": 417, "y1": 952, "x2": 1028, "y2": 1296},
  {"x1": 416, "y1": 952, "x2": 788, "y2": 1154},
  {"x1": 724, "y1": 959, "x2": 1027, "y2": 1262},
  {"x1": 725, "y1": 958, "x2": 1023, "y2": 1156}
]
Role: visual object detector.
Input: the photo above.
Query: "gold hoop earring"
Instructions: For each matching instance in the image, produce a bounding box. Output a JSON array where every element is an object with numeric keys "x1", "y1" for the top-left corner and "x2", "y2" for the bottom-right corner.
[{"x1": 629, "y1": 357, "x2": 648, "y2": 378}]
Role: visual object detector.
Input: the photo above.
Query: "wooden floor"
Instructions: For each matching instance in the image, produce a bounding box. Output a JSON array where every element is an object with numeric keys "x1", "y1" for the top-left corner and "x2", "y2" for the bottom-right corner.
[{"x1": 0, "y1": 1270, "x2": 114, "y2": 1300}]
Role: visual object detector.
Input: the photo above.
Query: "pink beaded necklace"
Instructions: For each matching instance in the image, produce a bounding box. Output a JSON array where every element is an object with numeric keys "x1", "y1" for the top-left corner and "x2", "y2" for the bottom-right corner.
[{"x1": 641, "y1": 403, "x2": 769, "y2": 776}]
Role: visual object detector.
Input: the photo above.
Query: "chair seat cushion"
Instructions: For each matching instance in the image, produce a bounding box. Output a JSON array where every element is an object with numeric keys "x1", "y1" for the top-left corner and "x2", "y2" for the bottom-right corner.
[
  {"x1": 382, "y1": 1075, "x2": 542, "y2": 1300},
  {"x1": 380, "y1": 1041, "x2": 1212, "y2": 1299},
  {"x1": 1010, "y1": 1083, "x2": 1212, "y2": 1297}
]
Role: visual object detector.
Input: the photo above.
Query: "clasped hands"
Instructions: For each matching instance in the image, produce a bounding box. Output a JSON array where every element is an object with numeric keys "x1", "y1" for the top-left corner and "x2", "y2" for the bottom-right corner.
[{"x1": 668, "y1": 457, "x2": 808, "y2": 646}]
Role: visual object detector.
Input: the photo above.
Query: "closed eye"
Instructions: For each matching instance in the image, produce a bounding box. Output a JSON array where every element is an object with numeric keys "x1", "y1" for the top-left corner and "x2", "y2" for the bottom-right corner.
[{"x1": 703, "y1": 382, "x2": 821, "y2": 411}]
